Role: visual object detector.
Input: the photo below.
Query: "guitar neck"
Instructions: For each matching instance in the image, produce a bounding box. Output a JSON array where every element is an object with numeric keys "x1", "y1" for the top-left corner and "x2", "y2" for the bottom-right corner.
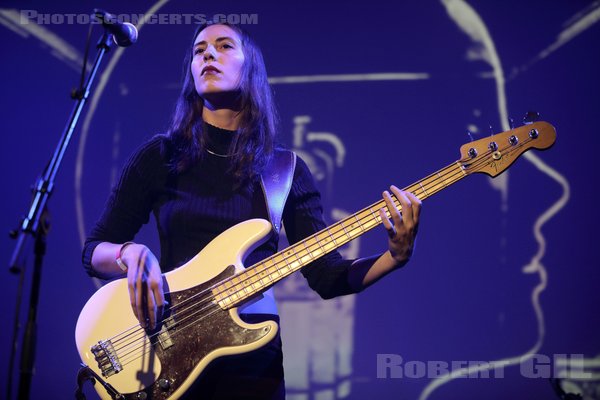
[{"x1": 212, "y1": 161, "x2": 466, "y2": 309}]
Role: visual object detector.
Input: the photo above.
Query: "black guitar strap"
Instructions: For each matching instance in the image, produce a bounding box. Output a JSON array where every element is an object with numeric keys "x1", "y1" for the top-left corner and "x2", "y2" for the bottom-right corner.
[{"x1": 260, "y1": 149, "x2": 297, "y2": 235}]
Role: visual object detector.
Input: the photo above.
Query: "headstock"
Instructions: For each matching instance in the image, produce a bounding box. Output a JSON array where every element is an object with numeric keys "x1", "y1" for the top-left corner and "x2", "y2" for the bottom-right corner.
[{"x1": 458, "y1": 121, "x2": 556, "y2": 177}]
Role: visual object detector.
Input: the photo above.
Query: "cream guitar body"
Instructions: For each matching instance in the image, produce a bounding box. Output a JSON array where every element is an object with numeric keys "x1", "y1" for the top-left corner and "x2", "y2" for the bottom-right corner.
[{"x1": 75, "y1": 219, "x2": 278, "y2": 399}]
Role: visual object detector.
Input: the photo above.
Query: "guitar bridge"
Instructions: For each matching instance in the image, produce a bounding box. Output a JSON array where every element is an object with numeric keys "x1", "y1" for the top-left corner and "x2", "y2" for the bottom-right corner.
[{"x1": 91, "y1": 340, "x2": 123, "y2": 377}]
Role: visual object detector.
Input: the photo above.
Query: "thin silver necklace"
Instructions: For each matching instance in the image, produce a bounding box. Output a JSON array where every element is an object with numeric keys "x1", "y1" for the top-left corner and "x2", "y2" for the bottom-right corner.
[{"x1": 205, "y1": 148, "x2": 231, "y2": 158}]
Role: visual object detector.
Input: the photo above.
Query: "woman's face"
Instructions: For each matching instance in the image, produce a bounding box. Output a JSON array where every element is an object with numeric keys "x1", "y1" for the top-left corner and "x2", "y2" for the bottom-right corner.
[{"x1": 191, "y1": 24, "x2": 245, "y2": 99}]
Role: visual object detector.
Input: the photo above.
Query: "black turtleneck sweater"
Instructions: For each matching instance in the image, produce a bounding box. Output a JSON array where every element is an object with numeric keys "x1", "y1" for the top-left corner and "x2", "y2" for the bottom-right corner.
[{"x1": 83, "y1": 124, "x2": 357, "y2": 299}]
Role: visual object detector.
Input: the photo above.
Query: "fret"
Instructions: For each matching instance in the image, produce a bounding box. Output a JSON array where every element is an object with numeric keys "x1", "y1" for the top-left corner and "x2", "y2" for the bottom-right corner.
[
  {"x1": 245, "y1": 262, "x2": 269, "y2": 291},
  {"x1": 335, "y1": 233, "x2": 348, "y2": 247},
  {"x1": 302, "y1": 240, "x2": 314, "y2": 259},
  {"x1": 419, "y1": 181, "x2": 429, "y2": 197},
  {"x1": 220, "y1": 297, "x2": 231, "y2": 306},
  {"x1": 268, "y1": 256, "x2": 281, "y2": 276},
  {"x1": 359, "y1": 210, "x2": 376, "y2": 230},
  {"x1": 258, "y1": 266, "x2": 267, "y2": 279},
  {"x1": 252, "y1": 270, "x2": 262, "y2": 286},
  {"x1": 284, "y1": 251, "x2": 297, "y2": 271},
  {"x1": 264, "y1": 261, "x2": 276, "y2": 284},
  {"x1": 273, "y1": 256, "x2": 283, "y2": 274},
  {"x1": 222, "y1": 280, "x2": 233, "y2": 290},
  {"x1": 282, "y1": 253, "x2": 294, "y2": 274},
  {"x1": 257, "y1": 265, "x2": 270, "y2": 286},
  {"x1": 354, "y1": 214, "x2": 365, "y2": 232},
  {"x1": 368, "y1": 207, "x2": 380, "y2": 224},
  {"x1": 436, "y1": 172, "x2": 448, "y2": 188},
  {"x1": 238, "y1": 285, "x2": 247, "y2": 296},
  {"x1": 322, "y1": 238, "x2": 336, "y2": 252},
  {"x1": 325, "y1": 227, "x2": 337, "y2": 246},
  {"x1": 339, "y1": 221, "x2": 351, "y2": 240},
  {"x1": 409, "y1": 186, "x2": 423, "y2": 201},
  {"x1": 315, "y1": 233, "x2": 326, "y2": 256},
  {"x1": 422, "y1": 176, "x2": 442, "y2": 194},
  {"x1": 248, "y1": 273, "x2": 259, "y2": 291},
  {"x1": 345, "y1": 217, "x2": 361, "y2": 238},
  {"x1": 291, "y1": 247, "x2": 304, "y2": 267},
  {"x1": 260, "y1": 274, "x2": 270, "y2": 286},
  {"x1": 456, "y1": 161, "x2": 467, "y2": 176}
]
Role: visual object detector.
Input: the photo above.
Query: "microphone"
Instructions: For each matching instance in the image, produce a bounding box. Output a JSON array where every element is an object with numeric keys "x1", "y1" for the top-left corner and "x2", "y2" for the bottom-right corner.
[{"x1": 93, "y1": 9, "x2": 138, "y2": 47}]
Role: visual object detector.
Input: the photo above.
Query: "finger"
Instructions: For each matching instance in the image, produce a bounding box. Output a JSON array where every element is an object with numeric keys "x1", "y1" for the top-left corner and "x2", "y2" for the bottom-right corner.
[
  {"x1": 390, "y1": 186, "x2": 413, "y2": 226},
  {"x1": 154, "y1": 280, "x2": 166, "y2": 326},
  {"x1": 383, "y1": 190, "x2": 402, "y2": 227},
  {"x1": 146, "y1": 283, "x2": 157, "y2": 330},
  {"x1": 136, "y1": 250, "x2": 146, "y2": 327},
  {"x1": 127, "y1": 272, "x2": 138, "y2": 321},
  {"x1": 156, "y1": 300, "x2": 166, "y2": 327},
  {"x1": 405, "y1": 192, "x2": 422, "y2": 224},
  {"x1": 379, "y1": 208, "x2": 396, "y2": 238},
  {"x1": 147, "y1": 268, "x2": 163, "y2": 330}
]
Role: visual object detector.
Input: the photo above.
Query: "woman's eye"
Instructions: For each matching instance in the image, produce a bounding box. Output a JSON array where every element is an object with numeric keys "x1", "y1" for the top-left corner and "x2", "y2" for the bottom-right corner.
[
  {"x1": 221, "y1": 43, "x2": 233, "y2": 49},
  {"x1": 194, "y1": 48, "x2": 205, "y2": 55}
]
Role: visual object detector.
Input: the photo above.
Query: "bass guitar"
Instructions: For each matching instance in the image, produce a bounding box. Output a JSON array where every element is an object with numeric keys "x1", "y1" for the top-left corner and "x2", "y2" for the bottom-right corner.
[{"x1": 75, "y1": 121, "x2": 556, "y2": 399}]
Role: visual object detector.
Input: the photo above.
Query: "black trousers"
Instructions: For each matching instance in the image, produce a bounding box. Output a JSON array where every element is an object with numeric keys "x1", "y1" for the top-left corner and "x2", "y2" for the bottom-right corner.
[{"x1": 182, "y1": 314, "x2": 285, "y2": 400}]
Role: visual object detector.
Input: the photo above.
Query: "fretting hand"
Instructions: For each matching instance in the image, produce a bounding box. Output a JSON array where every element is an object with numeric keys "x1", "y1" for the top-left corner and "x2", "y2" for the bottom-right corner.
[{"x1": 378, "y1": 185, "x2": 422, "y2": 266}]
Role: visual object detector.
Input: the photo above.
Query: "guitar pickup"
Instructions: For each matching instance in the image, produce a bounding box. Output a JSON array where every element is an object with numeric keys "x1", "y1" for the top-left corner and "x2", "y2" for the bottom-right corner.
[{"x1": 157, "y1": 318, "x2": 174, "y2": 350}]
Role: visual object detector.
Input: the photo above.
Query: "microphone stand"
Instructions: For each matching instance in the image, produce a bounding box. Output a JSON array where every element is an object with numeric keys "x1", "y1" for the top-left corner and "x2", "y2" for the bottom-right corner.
[{"x1": 7, "y1": 31, "x2": 115, "y2": 400}]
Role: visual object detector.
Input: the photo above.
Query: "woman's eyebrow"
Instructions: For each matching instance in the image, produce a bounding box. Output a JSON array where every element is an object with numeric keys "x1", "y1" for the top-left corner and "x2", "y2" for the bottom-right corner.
[{"x1": 193, "y1": 37, "x2": 237, "y2": 48}]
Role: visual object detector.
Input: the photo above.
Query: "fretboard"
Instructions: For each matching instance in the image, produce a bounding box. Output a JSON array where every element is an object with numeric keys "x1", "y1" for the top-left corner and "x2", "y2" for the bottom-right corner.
[{"x1": 212, "y1": 161, "x2": 467, "y2": 309}]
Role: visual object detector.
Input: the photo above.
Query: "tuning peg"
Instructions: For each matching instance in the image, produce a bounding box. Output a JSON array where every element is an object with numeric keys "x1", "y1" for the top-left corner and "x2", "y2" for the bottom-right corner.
[{"x1": 522, "y1": 111, "x2": 540, "y2": 125}]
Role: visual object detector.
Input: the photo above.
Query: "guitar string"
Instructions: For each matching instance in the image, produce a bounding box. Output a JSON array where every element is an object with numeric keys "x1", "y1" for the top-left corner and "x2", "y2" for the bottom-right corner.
[{"x1": 104, "y1": 135, "x2": 537, "y2": 364}]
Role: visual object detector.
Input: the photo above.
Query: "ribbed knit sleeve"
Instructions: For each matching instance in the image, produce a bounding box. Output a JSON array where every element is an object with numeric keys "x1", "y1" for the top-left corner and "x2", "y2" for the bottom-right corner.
[
  {"x1": 282, "y1": 156, "x2": 358, "y2": 299},
  {"x1": 82, "y1": 135, "x2": 169, "y2": 278}
]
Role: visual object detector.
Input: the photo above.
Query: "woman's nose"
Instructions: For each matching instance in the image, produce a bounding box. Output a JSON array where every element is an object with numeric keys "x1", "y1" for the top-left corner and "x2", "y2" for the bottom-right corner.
[{"x1": 203, "y1": 45, "x2": 216, "y2": 61}]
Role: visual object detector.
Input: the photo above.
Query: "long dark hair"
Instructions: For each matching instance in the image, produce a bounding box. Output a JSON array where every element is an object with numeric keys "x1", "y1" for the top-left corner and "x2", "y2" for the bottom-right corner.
[{"x1": 167, "y1": 23, "x2": 278, "y2": 183}]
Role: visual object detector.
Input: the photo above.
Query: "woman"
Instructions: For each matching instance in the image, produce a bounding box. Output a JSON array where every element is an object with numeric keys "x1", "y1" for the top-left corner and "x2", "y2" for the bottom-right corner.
[{"x1": 83, "y1": 22, "x2": 421, "y2": 399}]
